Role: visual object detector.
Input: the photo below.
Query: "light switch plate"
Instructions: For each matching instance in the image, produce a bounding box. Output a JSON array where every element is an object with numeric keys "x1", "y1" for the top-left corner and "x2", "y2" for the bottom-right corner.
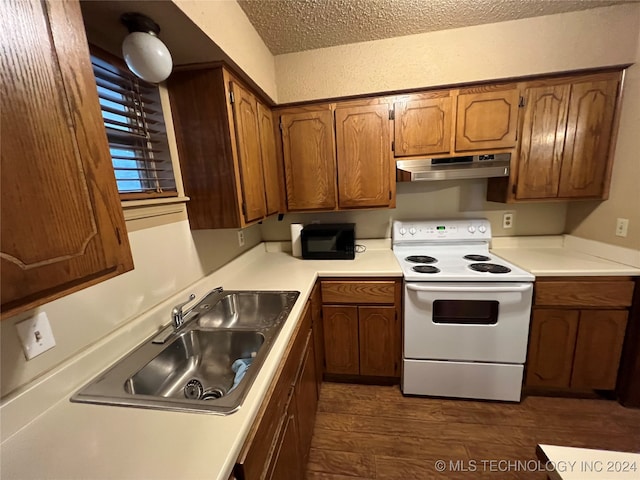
[
  {"x1": 616, "y1": 218, "x2": 629, "y2": 237},
  {"x1": 15, "y1": 312, "x2": 56, "y2": 360}
]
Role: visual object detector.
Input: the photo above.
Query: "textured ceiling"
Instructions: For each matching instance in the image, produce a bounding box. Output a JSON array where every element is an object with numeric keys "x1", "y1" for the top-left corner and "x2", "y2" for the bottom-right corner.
[{"x1": 238, "y1": 0, "x2": 632, "y2": 54}]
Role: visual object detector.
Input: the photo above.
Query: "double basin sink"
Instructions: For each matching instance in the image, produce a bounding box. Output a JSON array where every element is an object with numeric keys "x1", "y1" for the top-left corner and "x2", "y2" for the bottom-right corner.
[{"x1": 72, "y1": 289, "x2": 300, "y2": 414}]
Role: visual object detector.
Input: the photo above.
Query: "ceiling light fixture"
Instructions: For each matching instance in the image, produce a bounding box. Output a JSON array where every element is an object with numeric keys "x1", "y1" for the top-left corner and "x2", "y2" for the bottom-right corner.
[{"x1": 120, "y1": 12, "x2": 172, "y2": 83}]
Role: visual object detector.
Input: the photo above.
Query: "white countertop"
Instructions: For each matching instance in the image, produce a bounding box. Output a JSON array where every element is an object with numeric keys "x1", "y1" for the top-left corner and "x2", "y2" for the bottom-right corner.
[
  {"x1": 491, "y1": 235, "x2": 640, "y2": 277},
  {"x1": 0, "y1": 242, "x2": 401, "y2": 480},
  {"x1": 1, "y1": 236, "x2": 638, "y2": 480},
  {"x1": 538, "y1": 444, "x2": 640, "y2": 480}
]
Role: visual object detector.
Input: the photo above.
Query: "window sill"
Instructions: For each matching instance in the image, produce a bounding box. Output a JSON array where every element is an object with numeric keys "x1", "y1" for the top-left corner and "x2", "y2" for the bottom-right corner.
[{"x1": 122, "y1": 196, "x2": 190, "y2": 229}]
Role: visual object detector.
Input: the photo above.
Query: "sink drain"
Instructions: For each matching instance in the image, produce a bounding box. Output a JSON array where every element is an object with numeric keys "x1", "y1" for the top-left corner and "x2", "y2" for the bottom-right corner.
[
  {"x1": 184, "y1": 379, "x2": 204, "y2": 400},
  {"x1": 202, "y1": 387, "x2": 225, "y2": 400}
]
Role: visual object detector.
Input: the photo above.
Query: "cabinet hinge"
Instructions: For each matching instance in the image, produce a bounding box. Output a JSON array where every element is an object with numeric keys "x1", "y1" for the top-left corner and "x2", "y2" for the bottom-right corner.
[
  {"x1": 389, "y1": 109, "x2": 395, "y2": 120},
  {"x1": 229, "y1": 91, "x2": 235, "y2": 104},
  {"x1": 279, "y1": 122, "x2": 283, "y2": 131},
  {"x1": 391, "y1": 140, "x2": 395, "y2": 152},
  {"x1": 518, "y1": 96, "x2": 525, "y2": 108},
  {"x1": 242, "y1": 202, "x2": 247, "y2": 217}
]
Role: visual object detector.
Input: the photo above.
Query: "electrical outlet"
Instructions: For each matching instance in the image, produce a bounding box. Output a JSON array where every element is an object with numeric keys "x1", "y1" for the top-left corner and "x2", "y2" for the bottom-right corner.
[
  {"x1": 503, "y1": 212, "x2": 514, "y2": 229},
  {"x1": 237, "y1": 230, "x2": 245, "y2": 246},
  {"x1": 616, "y1": 218, "x2": 629, "y2": 237},
  {"x1": 16, "y1": 312, "x2": 56, "y2": 360}
]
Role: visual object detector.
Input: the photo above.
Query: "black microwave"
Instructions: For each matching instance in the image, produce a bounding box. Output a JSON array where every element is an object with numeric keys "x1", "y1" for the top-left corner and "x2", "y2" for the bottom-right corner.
[{"x1": 301, "y1": 223, "x2": 355, "y2": 260}]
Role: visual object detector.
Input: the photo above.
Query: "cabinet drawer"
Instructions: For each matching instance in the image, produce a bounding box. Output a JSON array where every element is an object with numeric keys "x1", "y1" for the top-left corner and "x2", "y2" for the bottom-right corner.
[
  {"x1": 321, "y1": 280, "x2": 396, "y2": 304},
  {"x1": 535, "y1": 280, "x2": 634, "y2": 308}
]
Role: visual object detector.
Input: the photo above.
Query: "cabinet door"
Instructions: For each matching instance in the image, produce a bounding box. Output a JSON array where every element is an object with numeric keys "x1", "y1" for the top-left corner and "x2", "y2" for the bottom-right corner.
[
  {"x1": 525, "y1": 309, "x2": 579, "y2": 388},
  {"x1": 394, "y1": 96, "x2": 452, "y2": 156},
  {"x1": 257, "y1": 102, "x2": 280, "y2": 216},
  {"x1": 335, "y1": 104, "x2": 393, "y2": 208},
  {"x1": 230, "y1": 82, "x2": 266, "y2": 222},
  {"x1": 571, "y1": 310, "x2": 628, "y2": 390},
  {"x1": 266, "y1": 404, "x2": 302, "y2": 480},
  {"x1": 311, "y1": 283, "x2": 325, "y2": 395},
  {"x1": 455, "y1": 87, "x2": 519, "y2": 151},
  {"x1": 322, "y1": 305, "x2": 359, "y2": 375},
  {"x1": 516, "y1": 84, "x2": 571, "y2": 199},
  {"x1": 294, "y1": 336, "x2": 318, "y2": 469},
  {"x1": 280, "y1": 107, "x2": 337, "y2": 211},
  {"x1": 0, "y1": 0, "x2": 133, "y2": 318},
  {"x1": 359, "y1": 306, "x2": 399, "y2": 377},
  {"x1": 558, "y1": 78, "x2": 619, "y2": 198}
]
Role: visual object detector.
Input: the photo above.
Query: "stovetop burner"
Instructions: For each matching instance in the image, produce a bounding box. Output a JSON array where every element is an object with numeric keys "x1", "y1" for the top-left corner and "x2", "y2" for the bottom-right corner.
[
  {"x1": 413, "y1": 265, "x2": 440, "y2": 274},
  {"x1": 393, "y1": 220, "x2": 535, "y2": 282},
  {"x1": 469, "y1": 263, "x2": 511, "y2": 274},
  {"x1": 464, "y1": 254, "x2": 491, "y2": 262},
  {"x1": 406, "y1": 255, "x2": 437, "y2": 264}
]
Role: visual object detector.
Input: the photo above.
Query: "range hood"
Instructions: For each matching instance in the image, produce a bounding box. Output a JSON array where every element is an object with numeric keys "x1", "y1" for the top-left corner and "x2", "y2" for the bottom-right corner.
[{"x1": 396, "y1": 153, "x2": 510, "y2": 182}]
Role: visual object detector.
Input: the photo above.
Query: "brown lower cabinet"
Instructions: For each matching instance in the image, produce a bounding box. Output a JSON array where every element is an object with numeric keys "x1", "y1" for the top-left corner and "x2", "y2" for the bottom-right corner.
[
  {"x1": 321, "y1": 279, "x2": 402, "y2": 378},
  {"x1": 234, "y1": 301, "x2": 317, "y2": 479},
  {"x1": 310, "y1": 282, "x2": 325, "y2": 396},
  {"x1": 525, "y1": 277, "x2": 633, "y2": 391}
]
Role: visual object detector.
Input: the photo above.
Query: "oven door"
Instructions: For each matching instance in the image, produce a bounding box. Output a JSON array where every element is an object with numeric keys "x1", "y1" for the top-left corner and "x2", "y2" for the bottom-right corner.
[{"x1": 404, "y1": 282, "x2": 533, "y2": 364}]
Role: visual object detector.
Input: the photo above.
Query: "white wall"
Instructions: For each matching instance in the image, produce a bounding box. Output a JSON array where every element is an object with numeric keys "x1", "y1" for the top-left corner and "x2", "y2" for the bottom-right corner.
[
  {"x1": 565, "y1": 24, "x2": 640, "y2": 250},
  {"x1": 275, "y1": 4, "x2": 640, "y2": 103},
  {"x1": 261, "y1": 180, "x2": 568, "y2": 241},
  {"x1": 173, "y1": 0, "x2": 278, "y2": 102},
  {"x1": 1, "y1": 219, "x2": 261, "y2": 398}
]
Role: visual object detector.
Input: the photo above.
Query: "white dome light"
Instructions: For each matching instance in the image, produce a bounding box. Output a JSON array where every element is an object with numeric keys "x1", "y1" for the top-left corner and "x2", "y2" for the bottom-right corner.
[{"x1": 120, "y1": 13, "x2": 172, "y2": 83}]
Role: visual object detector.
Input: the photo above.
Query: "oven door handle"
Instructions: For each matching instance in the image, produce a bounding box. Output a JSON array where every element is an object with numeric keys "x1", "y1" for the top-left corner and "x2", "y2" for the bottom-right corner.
[{"x1": 406, "y1": 283, "x2": 531, "y2": 293}]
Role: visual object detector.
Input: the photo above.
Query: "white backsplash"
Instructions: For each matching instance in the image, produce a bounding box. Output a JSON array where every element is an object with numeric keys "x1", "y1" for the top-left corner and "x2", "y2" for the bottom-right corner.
[{"x1": 260, "y1": 180, "x2": 568, "y2": 240}]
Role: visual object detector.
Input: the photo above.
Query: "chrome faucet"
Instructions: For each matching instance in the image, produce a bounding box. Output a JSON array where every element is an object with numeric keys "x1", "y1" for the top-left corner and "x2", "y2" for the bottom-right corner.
[{"x1": 172, "y1": 293, "x2": 196, "y2": 330}]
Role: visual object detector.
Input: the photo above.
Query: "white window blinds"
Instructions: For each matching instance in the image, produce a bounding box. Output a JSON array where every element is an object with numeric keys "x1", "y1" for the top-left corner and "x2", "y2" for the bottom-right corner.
[{"x1": 90, "y1": 53, "x2": 177, "y2": 199}]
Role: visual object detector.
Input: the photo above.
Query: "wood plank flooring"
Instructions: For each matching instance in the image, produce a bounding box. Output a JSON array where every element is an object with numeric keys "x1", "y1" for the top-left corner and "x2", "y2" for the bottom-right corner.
[{"x1": 306, "y1": 382, "x2": 640, "y2": 479}]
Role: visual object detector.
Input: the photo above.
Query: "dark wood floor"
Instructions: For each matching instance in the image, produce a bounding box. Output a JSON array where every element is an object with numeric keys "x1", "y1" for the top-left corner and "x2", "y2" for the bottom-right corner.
[{"x1": 306, "y1": 382, "x2": 640, "y2": 479}]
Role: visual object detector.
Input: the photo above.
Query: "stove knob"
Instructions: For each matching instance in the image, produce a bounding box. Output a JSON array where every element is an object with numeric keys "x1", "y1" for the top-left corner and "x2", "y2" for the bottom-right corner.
[
  {"x1": 478, "y1": 225, "x2": 487, "y2": 233},
  {"x1": 468, "y1": 225, "x2": 476, "y2": 233},
  {"x1": 399, "y1": 227, "x2": 407, "y2": 235},
  {"x1": 409, "y1": 227, "x2": 417, "y2": 235}
]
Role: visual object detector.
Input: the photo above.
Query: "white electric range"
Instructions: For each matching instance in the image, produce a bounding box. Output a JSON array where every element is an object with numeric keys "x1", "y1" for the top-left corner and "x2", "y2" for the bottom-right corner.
[{"x1": 393, "y1": 219, "x2": 534, "y2": 402}]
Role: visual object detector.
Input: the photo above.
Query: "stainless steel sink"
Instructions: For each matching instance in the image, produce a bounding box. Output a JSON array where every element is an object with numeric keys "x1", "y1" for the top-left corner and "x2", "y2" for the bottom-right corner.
[
  {"x1": 71, "y1": 289, "x2": 299, "y2": 414},
  {"x1": 126, "y1": 330, "x2": 265, "y2": 399},
  {"x1": 194, "y1": 291, "x2": 299, "y2": 329}
]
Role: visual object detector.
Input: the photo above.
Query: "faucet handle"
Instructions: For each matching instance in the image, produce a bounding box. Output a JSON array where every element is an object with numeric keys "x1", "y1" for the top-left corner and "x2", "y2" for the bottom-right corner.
[
  {"x1": 171, "y1": 293, "x2": 196, "y2": 329},
  {"x1": 172, "y1": 293, "x2": 196, "y2": 314}
]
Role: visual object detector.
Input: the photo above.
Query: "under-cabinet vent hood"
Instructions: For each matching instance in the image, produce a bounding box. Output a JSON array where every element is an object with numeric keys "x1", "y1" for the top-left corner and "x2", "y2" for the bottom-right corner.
[{"x1": 396, "y1": 153, "x2": 510, "y2": 182}]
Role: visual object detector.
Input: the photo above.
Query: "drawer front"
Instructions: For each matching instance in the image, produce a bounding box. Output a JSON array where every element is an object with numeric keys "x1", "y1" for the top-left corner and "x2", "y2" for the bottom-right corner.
[
  {"x1": 321, "y1": 280, "x2": 396, "y2": 304},
  {"x1": 535, "y1": 280, "x2": 634, "y2": 308}
]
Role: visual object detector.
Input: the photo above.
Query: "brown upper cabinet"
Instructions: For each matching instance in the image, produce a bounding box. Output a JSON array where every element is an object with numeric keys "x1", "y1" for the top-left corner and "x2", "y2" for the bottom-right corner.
[
  {"x1": 392, "y1": 86, "x2": 517, "y2": 158},
  {"x1": 335, "y1": 104, "x2": 394, "y2": 208},
  {"x1": 393, "y1": 92, "x2": 453, "y2": 156},
  {"x1": 257, "y1": 102, "x2": 281, "y2": 216},
  {"x1": 488, "y1": 71, "x2": 622, "y2": 202},
  {"x1": 168, "y1": 66, "x2": 279, "y2": 228},
  {"x1": 277, "y1": 102, "x2": 394, "y2": 211},
  {"x1": 455, "y1": 85, "x2": 520, "y2": 152},
  {"x1": 278, "y1": 105, "x2": 338, "y2": 211},
  {"x1": 1, "y1": 0, "x2": 133, "y2": 320}
]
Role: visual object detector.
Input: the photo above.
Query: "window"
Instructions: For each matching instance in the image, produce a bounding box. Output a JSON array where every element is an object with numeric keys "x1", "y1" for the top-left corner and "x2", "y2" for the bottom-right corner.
[{"x1": 90, "y1": 51, "x2": 177, "y2": 200}]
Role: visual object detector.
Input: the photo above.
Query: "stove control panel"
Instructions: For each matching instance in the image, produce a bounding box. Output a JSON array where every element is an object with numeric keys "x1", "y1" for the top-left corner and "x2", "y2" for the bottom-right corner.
[{"x1": 393, "y1": 219, "x2": 492, "y2": 243}]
